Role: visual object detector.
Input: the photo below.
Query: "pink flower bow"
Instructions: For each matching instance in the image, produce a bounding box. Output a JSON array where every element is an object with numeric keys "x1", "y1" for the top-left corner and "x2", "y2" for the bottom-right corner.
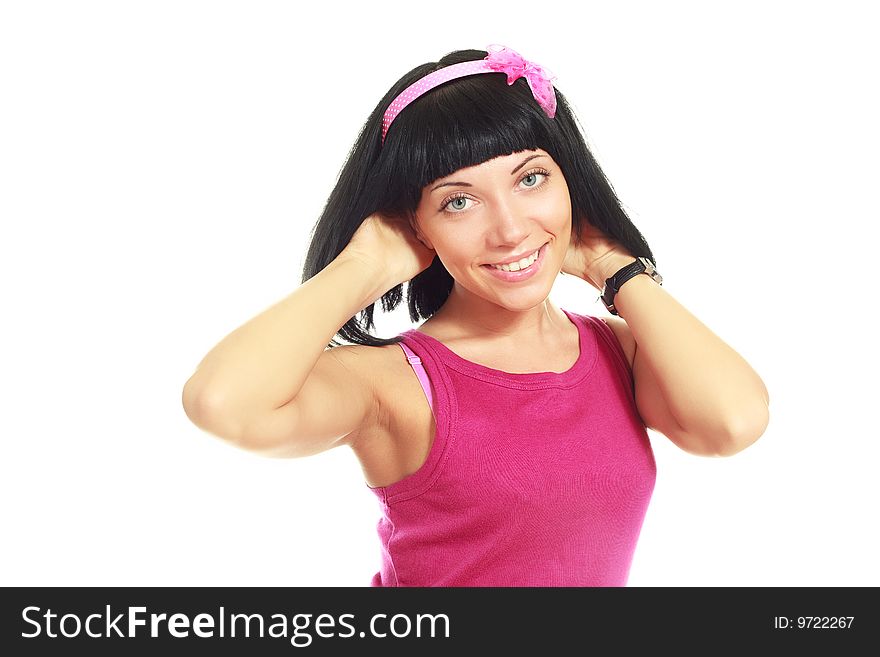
[{"x1": 484, "y1": 44, "x2": 557, "y2": 118}]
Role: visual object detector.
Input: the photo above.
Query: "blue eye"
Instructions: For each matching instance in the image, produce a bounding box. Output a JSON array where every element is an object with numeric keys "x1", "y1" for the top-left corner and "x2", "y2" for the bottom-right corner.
[
  {"x1": 517, "y1": 168, "x2": 551, "y2": 188},
  {"x1": 446, "y1": 196, "x2": 469, "y2": 211},
  {"x1": 439, "y1": 168, "x2": 551, "y2": 214}
]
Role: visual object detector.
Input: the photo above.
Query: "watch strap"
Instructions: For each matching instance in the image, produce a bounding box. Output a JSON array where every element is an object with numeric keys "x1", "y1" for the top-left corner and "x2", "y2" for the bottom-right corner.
[{"x1": 600, "y1": 257, "x2": 662, "y2": 315}]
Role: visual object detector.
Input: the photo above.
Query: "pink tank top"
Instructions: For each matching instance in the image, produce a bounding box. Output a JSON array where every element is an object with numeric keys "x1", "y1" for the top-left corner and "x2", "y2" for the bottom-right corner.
[{"x1": 367, "y1": 308, "x2": 656, "y2": 586}]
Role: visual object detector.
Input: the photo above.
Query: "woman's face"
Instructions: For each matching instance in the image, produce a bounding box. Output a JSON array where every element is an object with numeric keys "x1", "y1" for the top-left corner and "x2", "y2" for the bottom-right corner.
[{"x1": 412, "y1": 148, "x2": 572, "y2": 310}]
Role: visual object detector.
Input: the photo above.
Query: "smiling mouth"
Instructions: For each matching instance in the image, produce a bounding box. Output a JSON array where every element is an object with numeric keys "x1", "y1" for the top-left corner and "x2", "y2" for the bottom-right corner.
[{"x1": 483, "y1": 242, "x2": 548, "y2": 272}]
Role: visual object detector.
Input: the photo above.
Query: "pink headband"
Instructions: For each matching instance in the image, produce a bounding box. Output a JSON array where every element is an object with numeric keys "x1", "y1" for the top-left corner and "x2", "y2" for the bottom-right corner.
[{"x1": 380, "y1": 44, "x2": 558, "y2": 145}]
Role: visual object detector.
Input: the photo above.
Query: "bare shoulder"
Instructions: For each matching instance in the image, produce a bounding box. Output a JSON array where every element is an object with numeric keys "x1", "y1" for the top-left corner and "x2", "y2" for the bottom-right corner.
[
  {"x1": 325, "y1": 341, "x2": 410, "y2": 387},
  {"x1": 327, "y1": 340, "x2": 434, "y2": 488},
  {"x1": 323, "y1": 341, "x2": 390, "y2": 376},
  {"x1": 323, "y1": 341, "x2": 408, "y2": 429},
  {"x1": 598, "y1": 315, "x2": 636, "y2": 369}
]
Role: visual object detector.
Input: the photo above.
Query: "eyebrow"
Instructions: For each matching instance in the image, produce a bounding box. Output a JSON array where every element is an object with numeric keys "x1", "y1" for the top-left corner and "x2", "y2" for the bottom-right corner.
[{"x1": 429, "y1": 154, "x2": 547, "y2": 193}]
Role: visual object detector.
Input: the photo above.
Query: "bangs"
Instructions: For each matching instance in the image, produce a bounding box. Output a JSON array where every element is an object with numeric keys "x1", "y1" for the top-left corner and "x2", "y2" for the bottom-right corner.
[{"x1": 373, "y1": 73, "x2": 560, "y2": 214}]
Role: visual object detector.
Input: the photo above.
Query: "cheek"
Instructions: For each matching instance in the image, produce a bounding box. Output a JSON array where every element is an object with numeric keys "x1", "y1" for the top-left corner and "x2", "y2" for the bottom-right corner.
[
  {"x1": 435, "y1": 235, "x2": 471, "y2": 261},
  {"x1": 549, "y1": 192, "x2": 572, "y2": 232},
  {"x1": 433, "y1": 233, "x2": 483, "y2": 271}
]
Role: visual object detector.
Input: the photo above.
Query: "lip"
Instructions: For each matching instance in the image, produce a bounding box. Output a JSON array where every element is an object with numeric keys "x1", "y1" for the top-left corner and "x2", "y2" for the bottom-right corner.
[
  {"x1": 481, "y1": 242, "x2": 549, "y2": 283},
  {"x1": 485, "y1": 244, "x2": 546, "y2": 266}
]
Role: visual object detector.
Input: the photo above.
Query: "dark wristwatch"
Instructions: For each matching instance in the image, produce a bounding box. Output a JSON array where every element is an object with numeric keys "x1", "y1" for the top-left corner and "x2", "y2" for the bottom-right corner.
[{"x1": 600, "y1": 257, "x2": 663, "y2": 315}]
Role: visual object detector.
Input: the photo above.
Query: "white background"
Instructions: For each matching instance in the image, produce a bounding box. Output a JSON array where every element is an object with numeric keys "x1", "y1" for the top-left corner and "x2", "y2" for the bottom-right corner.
[{"x1": 2, "y1": 1, "x2": 877, "y2": 587}]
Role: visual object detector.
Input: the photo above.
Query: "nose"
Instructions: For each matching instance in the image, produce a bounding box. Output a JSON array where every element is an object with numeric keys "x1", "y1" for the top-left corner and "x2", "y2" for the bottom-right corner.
[{"x1": 487, "y1": 195, "x2": 531, "y2": 246}]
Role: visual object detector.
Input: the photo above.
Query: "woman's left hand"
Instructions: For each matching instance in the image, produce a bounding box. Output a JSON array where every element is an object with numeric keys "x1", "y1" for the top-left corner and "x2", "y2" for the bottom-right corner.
[{"x1": 561, "y1": 220, "x2": 637, "y2": 290}]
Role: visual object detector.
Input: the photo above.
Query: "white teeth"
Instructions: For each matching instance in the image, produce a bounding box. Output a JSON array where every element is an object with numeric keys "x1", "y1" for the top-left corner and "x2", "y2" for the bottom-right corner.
[{"x1": 490, "y1": 247, "x2": 540, "y2": 272}]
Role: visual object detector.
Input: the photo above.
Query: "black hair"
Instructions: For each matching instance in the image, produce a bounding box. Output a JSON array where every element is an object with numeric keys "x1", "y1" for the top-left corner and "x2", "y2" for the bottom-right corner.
[{"x1": 301, "y1": 48, "x2": 657, "y2": 348}]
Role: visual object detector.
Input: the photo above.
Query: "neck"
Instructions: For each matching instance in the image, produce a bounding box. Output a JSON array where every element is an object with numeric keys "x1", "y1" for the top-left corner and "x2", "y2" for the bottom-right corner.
[{"x1": 427, "y1": 283, "x2": 567, "y2": 342}]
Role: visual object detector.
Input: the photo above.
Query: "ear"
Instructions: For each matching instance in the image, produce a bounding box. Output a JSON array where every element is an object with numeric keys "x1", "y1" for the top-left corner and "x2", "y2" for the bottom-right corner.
[{"x1": 409, "y1": 213, "x2": 434, "y2": 250}]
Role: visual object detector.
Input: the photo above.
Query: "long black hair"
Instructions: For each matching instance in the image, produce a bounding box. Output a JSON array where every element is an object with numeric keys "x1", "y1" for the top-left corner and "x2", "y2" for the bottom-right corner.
[{"x1": 301, "y1": 48, "x2": 656, "y2": 348}]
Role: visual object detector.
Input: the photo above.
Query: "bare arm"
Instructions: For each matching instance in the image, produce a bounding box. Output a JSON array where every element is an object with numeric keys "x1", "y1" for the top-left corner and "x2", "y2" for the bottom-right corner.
[
  {"x1": 564, "y1": 220, "x2": 768, "y2": 457},
  {"x1": 181, "y1": 253, "x2": 399, "y2": 455},
  {"x1": 595, "y1": 257, "x2": 769, "y2": 457}
]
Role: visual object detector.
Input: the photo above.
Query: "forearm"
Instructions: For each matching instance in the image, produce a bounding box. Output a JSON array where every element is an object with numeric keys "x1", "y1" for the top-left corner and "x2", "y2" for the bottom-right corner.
[
  {"x1": 182, "y1": 254, "x2": 395, "y2": 428},
  {"x1": 597, "y1": 257, "x2": 769, "y2": 439}
]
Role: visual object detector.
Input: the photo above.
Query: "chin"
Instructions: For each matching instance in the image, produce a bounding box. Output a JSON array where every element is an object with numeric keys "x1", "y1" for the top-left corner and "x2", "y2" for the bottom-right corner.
[{"x1": 488, "y1": 276, "x2": 555, "y2": 309}]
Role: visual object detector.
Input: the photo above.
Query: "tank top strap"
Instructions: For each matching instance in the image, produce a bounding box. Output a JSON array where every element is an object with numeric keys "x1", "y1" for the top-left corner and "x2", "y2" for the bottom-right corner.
[{"x1": 398, "y1": 341, "x2": 435, "y2": 414}]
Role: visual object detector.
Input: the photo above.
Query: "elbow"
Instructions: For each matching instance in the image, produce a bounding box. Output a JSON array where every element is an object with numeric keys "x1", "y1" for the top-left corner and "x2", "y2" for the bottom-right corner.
[
  {"x1": 182, "y1": 377, "x2": 215, "y2": 429},
  {"x1": 716, "y1": 403, "x2": 771, "y2": 457},
  {"x1": 181, "y1": 379, "x2": 246, "y2": 445},
  {"x1": 181, "y1": 377, "x2": 207, "y2": 427},
  {"x1": 679, "y1": 402, "x2": 770, "y2": 458},
  {"x1": 181, "y1": 381, "x2": 303, "y2": 458}
]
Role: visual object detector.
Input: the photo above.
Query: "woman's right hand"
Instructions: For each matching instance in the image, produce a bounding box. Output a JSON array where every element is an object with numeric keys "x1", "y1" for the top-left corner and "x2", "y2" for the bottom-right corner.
[{"x1": 340, "y1": 211, "x2": 436, "y2": 285}]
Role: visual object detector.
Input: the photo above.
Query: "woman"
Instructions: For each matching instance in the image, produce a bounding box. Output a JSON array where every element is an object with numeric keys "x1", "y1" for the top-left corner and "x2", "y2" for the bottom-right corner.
[{"x1": 182, "y1": 45, "x2": 770, "y2": 586}]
